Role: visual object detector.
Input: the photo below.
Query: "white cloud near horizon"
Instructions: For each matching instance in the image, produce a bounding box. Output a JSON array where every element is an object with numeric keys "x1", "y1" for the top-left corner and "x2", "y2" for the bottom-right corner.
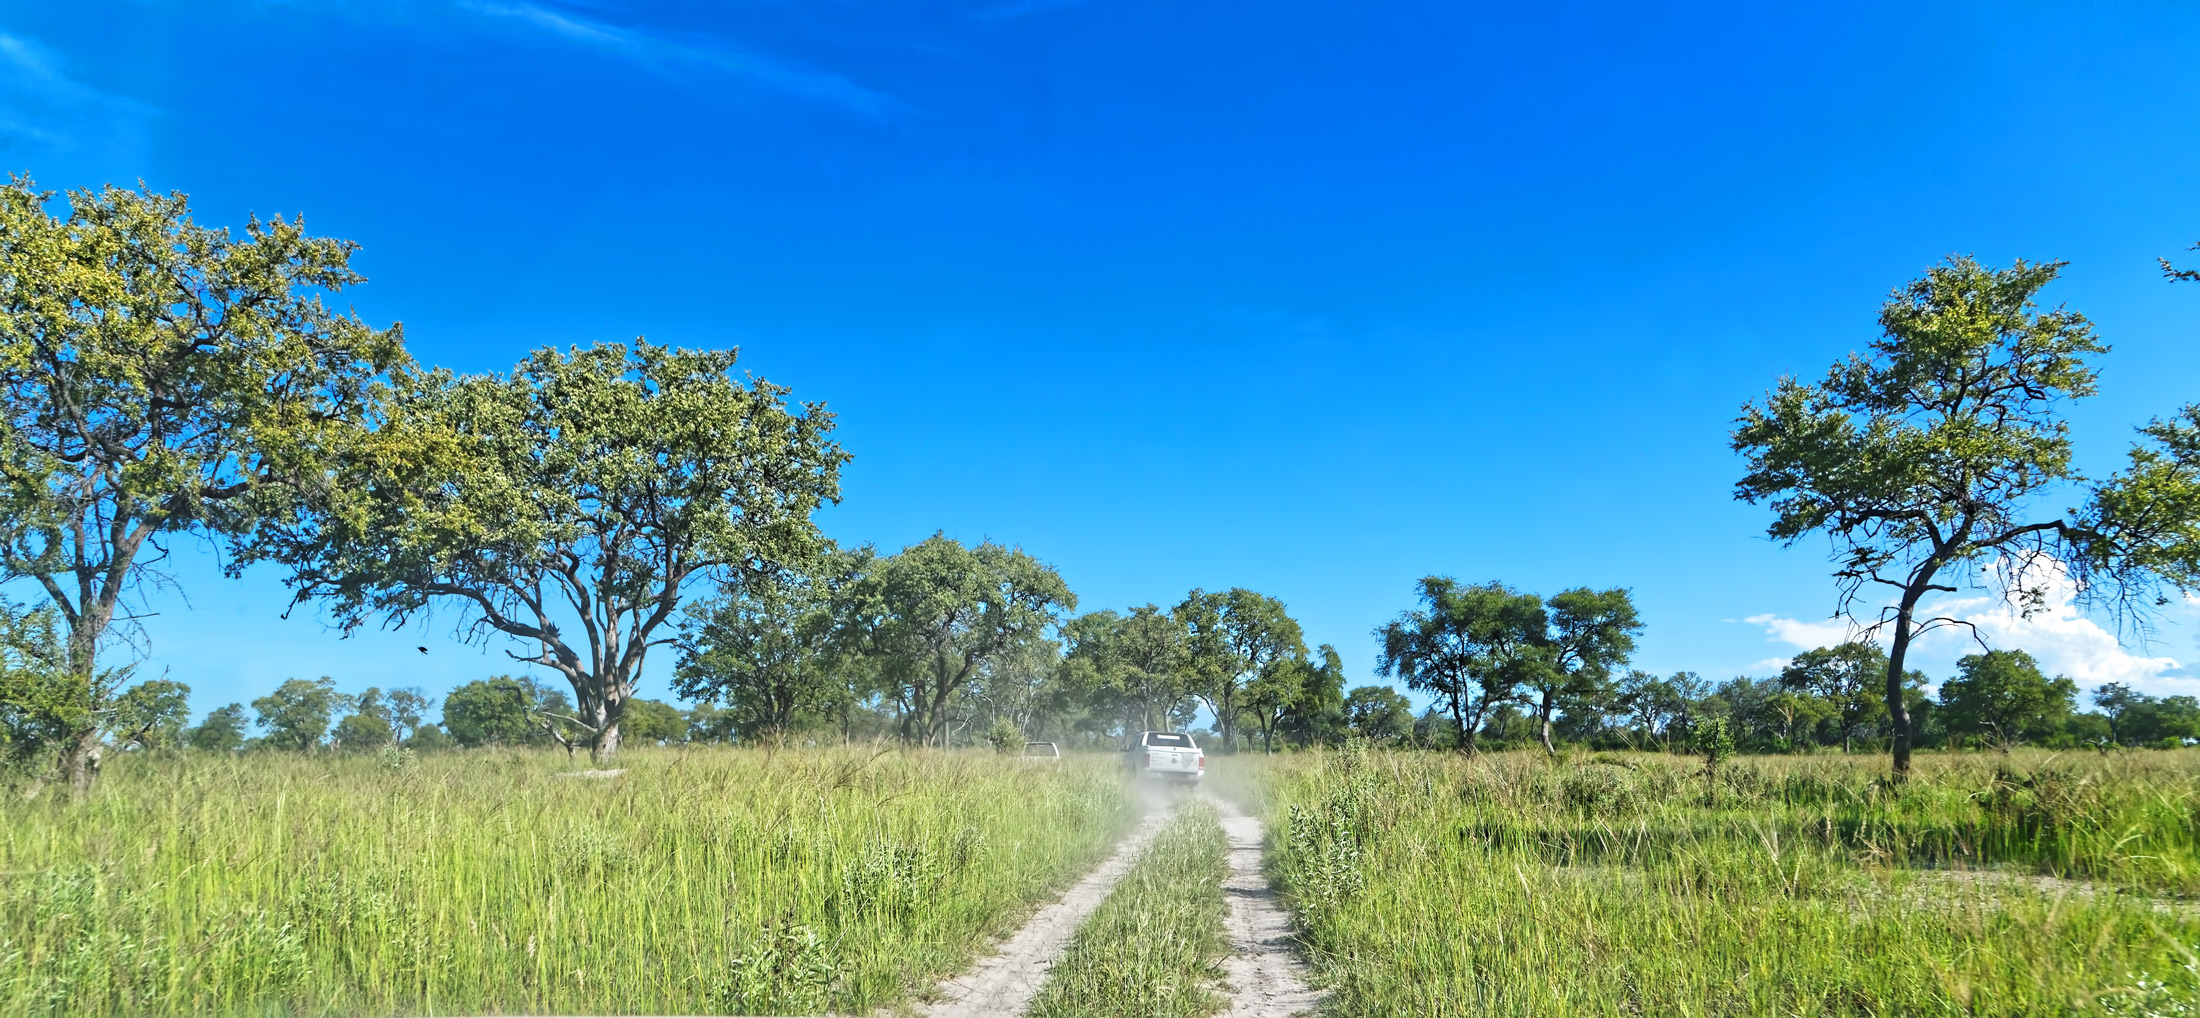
[
  {"x1": 1743, "y1": 558, "x2": 2200, "y2": 697},
  {"x1": 462, "y1": 1, "x2": 903, "y2": 119}
]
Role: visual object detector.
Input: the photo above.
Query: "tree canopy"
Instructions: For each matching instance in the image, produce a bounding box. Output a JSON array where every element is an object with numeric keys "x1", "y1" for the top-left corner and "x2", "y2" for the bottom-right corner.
[
  {"x1": 1177, "y1": 588, "x2": 1304, "y2": 753},
  {"x1": 836, "y1": 534, "x2": 1074, "y2": 745},
  {"x1": 1734, "y1": 256, "x2": 2200, "y2": 779},
  {"x1": 1526, "y1": 586, "x2": 1641, "y2": 756},
  {"x1": 258, "y1": 341, "x2": 846, "y2": 763},
  {"x1": 1938, "y1": 649, "x2": 2078, "y2": 748},
  {"x1": 0, "y1": 179, "x2": 402, "y2": 793},
  {"x1": 675, "y1": 556, "x2": 852, "y2": 742},
  {"x1": 1376, "y1": 578, "x2": 1541, "y2": 755},
  {"x1": 1059, "y1": 604, "x2": 1192, "y2": 735}
]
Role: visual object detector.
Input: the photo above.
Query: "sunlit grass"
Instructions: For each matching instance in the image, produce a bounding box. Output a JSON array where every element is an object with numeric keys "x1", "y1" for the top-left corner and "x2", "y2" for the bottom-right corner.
[
  {"x1": 1029, "y1": 798, "x2": 1229, "y2": 1018},
  {"x1": 0, "y1": 745, "x2": 1134, "y2": 1017},
  {"x1": 1251, "y1": 747, "x2": 2200, "y2": 1017}
]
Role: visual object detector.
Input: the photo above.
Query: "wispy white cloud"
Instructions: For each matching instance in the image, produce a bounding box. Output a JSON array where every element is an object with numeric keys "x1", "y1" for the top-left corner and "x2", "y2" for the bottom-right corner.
[
  {"x1": 976, "y1": 0, "x2": 1090, "y2": 20},
  {"x1": 0, "y1": 28, "x2": 153, "y2": 155},
  {"x1": 1743, "y1": 612, "x2": 1856, "y2": 651},
  {"x1": 463, "y1": 2, "x2": 903, "y2": 119},
  {"x1": 1743, "y1": 558, "x2": 2200, "y2": 697}
]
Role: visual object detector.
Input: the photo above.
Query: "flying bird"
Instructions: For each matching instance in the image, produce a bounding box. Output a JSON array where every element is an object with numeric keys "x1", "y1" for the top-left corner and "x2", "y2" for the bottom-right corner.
[{"x1": 417, "y1": 646, "x2": 429, "y2": 654}]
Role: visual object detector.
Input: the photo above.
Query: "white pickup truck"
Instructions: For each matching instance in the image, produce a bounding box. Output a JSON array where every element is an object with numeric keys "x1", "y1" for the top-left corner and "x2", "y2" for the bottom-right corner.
[{"x1": 1125, "y1": 730, "x2": 1204, "y2": 783}]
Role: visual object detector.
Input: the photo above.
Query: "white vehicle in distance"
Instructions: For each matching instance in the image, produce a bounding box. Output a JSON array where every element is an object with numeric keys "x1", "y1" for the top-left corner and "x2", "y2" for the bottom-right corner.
[
  {"x1": 1021, "y1": 741, "x2": 1060, "y2": 762},
  {"x1": 1125, "y1": 730, "x2": 1204, "y2": 783}
]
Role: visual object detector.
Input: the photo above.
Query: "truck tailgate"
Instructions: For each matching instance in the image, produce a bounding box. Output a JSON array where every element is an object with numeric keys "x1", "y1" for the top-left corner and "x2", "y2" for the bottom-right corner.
[{"x1": 1144, "y1": 748, "x2": 1198, "y2": 773}]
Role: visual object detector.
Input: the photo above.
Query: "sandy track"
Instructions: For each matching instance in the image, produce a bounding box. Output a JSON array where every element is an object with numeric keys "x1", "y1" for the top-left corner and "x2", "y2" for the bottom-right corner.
[
  {"x1": 912, "y1": 802, "x2": 1179, "y2": 1018},
  {"x1": 1209, "y1": 796, "x2": 1322, "y2": 1018}
]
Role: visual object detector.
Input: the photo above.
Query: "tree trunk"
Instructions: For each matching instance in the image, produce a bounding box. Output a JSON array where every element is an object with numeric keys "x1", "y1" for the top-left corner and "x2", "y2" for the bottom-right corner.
[
  {"x1": 60, "y1": 612, "x2": 108, "y2": 799},
  {"x1": 1885, "y1": 592, "x2": 1921, "y2": 783},
  {"x1": 63, "y1": 726, "x2": 102, "y2": 799},
  {"x1": 1538, "y1": 689, "x2": 1558, "y2": 758},
  {"x1": 589, "y1": 721, "x2": 621, "y2": 764}
]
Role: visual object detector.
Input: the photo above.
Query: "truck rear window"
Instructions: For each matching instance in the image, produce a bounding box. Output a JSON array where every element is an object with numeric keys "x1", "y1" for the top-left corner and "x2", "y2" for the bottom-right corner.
[{"x1": 1146, "y1": 733, "x2": 1192, "y2": 747}]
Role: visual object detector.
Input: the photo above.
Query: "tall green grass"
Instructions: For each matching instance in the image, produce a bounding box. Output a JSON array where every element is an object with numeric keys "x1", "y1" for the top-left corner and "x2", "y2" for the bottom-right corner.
[
  {"x1": 1029, "y1": 798, "x2": 1230, "y2": 1018},
  {"x1": 1252, "y1": 747, "x2": 2200, "y2": 1017},
  {"x1": 0, "y1": 746, "x2": 1133, "y2": 1017}
]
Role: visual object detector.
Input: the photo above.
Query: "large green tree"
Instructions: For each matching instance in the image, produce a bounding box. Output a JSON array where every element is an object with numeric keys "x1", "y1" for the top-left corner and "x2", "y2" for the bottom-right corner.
[
  {"x1": 1938, "y1": 649, "x2": 2078, "y2": 748},
  {"x1": 252, "y1": 677, "x2": 349, "y2": 752},
  {"x1": 1526, "y1": 586, "x2": 1641, "y2": 756},
  {"x1": 1241, "y1": 650, "x2": 1306, "y2": 754},
  {"x1": 1343, "y1": 685, "x2": 1414, "y2": 744},
  {"x1": 259, "y1": 342, "x2": 845, "y2": 763},
  {"x1": 1375, "y1": 578, "x2": 1540, "y2": 755},
  {"x1": 837, "y1": 534, "x2": 1074, "y2": 745},
  {"x1": 1276, "y1": 644, "x2": 1348, "y2": 748},
  {"x1": 1777, "y1": 642, "x2": 1891, "y2": 753},
  {"x1": 185, "y1": 703, "x2": 248, "y2": 752},
  {"x1": 1176, "y1": 588, "x2": 1304, "y2": 753},
  {"x1": 675, "y1": 556, "x2": 853, "y2": 742},
  {"x1": 1733, "y1": 257, "x2": 2200, "y2": 780},
  {"x1": 441, "y1": 675, "x2": 571, "y2": 749},
  {"x1": 0, "y1": 180, "x2": 402, "y2": 794},
  {"x1": 1059, "y1": 604, "x2": 1192, "y2": 735}
]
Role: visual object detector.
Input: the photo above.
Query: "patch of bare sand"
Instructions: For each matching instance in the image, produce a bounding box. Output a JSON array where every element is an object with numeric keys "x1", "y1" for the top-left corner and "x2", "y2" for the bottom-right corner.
[{"x1": 1208, "y1": 795, "x2": 1322, "y2": 1018}]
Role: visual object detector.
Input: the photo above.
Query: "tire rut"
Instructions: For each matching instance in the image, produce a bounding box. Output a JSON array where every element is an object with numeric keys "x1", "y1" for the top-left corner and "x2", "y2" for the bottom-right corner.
[
  {"x1": 1209, "y1": 795, "x2": 1322, "y2": 1018},
  {"x1": 911, "y1": 802, "x2": 1178, "y2": 1018}
]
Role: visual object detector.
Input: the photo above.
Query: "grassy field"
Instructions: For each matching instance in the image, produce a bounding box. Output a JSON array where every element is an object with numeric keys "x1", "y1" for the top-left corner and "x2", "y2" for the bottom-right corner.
[
  {"x1": 1028, "y1": 798, "x2": 1230, "y2": 1018},
  {"x1": 0, "y1": 746, "x2": 1134, "y2": 1017},
  {"x1": 1240, "y1": 746, "x2": 2200, "y2": 1018},
  {"x1": 18, "y1": 743, "x2": 2200, "y2": 1018}
]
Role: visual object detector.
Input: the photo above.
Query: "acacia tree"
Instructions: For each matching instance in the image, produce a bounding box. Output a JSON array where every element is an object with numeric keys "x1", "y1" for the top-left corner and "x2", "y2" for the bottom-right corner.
[
  {"x1": 0, "y1": 180, "x2": 403, "y2": 794},
  {"x1": 1526, "y1": 586, "x2": 1641, "y2": 757},
  {"x1": 260, "y1": 342, "x2": 846, "y2": 763},
  {"x1": 1375, "y1": 577, "x2": 1540, "y2": 755},
  {"x1": 1734, "y1": 257, "x2": 2200, "y2": 780},
  {"x1": 1614, "y1": 669, "x2": 1674, "y2": 748},
  {"x1": 1176, "y1": 588, "x2": 1304, "y2": 754},
  {"x1": 839, "y1": 534, "x2": 1074, "y2": 745}
]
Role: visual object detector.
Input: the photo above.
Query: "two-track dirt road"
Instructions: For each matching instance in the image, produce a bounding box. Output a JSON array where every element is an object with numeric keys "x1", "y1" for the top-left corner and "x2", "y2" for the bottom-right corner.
[{"x1": 915, "y1": 791, "x2": 1318, "y2": 1018}]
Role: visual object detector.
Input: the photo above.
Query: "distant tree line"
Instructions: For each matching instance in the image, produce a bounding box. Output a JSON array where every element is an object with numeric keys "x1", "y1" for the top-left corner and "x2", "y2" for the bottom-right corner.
[{"x1": 1377, "y1": 626, "x2": 2198, "y2": 754}]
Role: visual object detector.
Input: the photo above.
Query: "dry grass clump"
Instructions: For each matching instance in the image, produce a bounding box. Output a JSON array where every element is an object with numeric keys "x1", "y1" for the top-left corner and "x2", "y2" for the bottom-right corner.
[{"x1": 0, "y1": 745, "x2": 1133, "y2": 1017}]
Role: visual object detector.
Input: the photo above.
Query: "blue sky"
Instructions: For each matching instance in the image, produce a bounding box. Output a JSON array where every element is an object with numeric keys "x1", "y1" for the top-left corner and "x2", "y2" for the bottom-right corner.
[{"x1": 3, "y1": 0, "x2": 2200, "y2": 715}]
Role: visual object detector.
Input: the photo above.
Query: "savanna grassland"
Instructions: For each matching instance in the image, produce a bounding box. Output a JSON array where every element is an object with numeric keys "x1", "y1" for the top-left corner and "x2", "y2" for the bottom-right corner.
[
  {"x1": 0, "y1": 746, "x2": 1133, "y2": 1017},
  {"x1": 1234, "y1": 747, "x2": 2200, "y2": 1018}
]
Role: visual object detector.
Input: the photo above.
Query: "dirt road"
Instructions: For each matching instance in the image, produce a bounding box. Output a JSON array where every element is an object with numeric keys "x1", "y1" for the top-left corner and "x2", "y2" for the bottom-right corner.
[
  {"x1": 913, "y1": 803, "x2": 1179, "y2": 1018},
  {"x1": 1210, "y1": 796, "x2": 1322, "y2": 1018}
]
